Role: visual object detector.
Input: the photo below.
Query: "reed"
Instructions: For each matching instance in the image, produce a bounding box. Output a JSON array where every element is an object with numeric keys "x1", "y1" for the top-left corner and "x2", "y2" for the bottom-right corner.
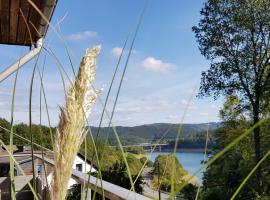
[{"x1": 51, "y1": 46, "x2": 101, "y2": 200}]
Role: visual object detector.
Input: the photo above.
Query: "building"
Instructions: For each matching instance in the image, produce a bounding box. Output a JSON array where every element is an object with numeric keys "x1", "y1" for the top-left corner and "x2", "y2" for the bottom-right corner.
[
  {"x1": 0, "y1": 145, "x2": 96, "y2": 199},
  {"x1": 45, "y1": 151, "x2": 97, "y2": 188}
]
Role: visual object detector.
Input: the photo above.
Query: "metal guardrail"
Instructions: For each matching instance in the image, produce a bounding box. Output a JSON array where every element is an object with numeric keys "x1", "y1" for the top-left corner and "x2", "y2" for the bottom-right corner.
[{"x1": 34, "y1": 154, "x2": 151, "y2": 200}]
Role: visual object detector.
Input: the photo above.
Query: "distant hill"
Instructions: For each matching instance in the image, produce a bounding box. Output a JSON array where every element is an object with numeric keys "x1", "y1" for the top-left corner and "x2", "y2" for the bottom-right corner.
[{"x1": 88, "y1": 122, "x2": 222, "y2": 145}]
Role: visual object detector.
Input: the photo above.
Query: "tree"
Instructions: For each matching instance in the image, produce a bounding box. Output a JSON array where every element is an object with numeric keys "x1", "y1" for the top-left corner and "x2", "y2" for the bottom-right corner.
[
  {"x1": 0, "y1": 118, "x2": 11, "y2": 143},
  {"x1": 152, "y1": 155, "x2": 188, "y2": 192},
  {"x1": 67, "y1": 184, "x2": 81, "y2": 200},
  {"x1": 201, "y1": 97, "x2": 270, "y2": 199},
  {"x1": 100, "y1": 161, "x2": 143, "y2": 194},
  {"x1": 193, "y1": 0, "x2": 270, "y2": 190}
]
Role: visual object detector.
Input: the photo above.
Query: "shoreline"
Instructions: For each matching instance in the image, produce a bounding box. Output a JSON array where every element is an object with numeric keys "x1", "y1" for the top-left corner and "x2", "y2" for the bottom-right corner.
[{"x1": 145, "y1": 148, "x2": 206, "y2": 153}]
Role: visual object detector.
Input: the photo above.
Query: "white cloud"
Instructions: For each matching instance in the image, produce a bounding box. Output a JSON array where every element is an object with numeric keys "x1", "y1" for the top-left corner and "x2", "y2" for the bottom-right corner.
[
  {"x1": 66, "y1": 31, "x2": 98, "y2": 41},
  {"x1": 111, "y1": 47, "x2": 123, "y2": 57},
  {"x1": 167, "y1": 114, "x2": 178, "y2": 120},
  {"x1": 180, "y1": 99, "x2": 189, "y2": 106},
  {"x1": 111, "y1": 47, "x2": 139, "y2": 57},
  {"x1": 178, "y1": 99, "x2": 197, "y2": 110},
  {"x1": 142, "y1": 57, "x2": 176, "y2": 72},
  {"x1": 199, "y1": 112, "x2": 209, "y2": 116}
]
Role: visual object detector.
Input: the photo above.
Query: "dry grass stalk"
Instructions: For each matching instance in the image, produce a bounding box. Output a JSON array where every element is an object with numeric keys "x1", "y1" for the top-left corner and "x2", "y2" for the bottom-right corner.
[{"x1": 51, "y1": 46, "x2": 101, "y2": 200}]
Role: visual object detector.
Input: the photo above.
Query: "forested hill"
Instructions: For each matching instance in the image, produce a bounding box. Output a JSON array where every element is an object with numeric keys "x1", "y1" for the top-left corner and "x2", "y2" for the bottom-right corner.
[
  {"x1": 0, "y1": 117, "x2": 221, "y2": 147},
  {"x1": 88, "y1": 122, "x2": 222, "y2": 145}
]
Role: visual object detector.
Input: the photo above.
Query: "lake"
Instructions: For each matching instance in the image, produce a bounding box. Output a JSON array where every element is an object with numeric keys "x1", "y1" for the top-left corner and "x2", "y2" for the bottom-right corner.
[{"x1": 146, "y1": 151, "x2": 205, "y2": 184}]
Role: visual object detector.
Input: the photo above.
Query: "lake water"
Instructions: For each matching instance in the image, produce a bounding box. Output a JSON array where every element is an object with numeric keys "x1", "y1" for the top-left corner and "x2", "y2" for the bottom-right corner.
[{"x1": 146, "y1": 151, "x2": 205, "y2": 184}]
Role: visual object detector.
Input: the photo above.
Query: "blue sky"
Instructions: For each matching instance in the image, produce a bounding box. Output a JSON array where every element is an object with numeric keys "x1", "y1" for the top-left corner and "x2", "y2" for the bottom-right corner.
[{"x1": 0, "y1": 0, "x2": 223, "y2": 127}]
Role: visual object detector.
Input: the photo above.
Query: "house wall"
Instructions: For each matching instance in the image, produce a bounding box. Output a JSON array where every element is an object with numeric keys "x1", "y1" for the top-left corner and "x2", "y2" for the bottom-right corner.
[
  {"x1": 68, "y1": 155, "x2": 96, "y2": 188},
  {"x1": 45, "y1": 155, "x2": 96, "y2": 188}
]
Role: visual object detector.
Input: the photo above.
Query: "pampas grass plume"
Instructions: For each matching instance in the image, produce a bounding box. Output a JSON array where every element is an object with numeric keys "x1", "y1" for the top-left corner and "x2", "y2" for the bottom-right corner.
[{"x1": 51, "y1": 46, "x2": 101, "y2": 200}]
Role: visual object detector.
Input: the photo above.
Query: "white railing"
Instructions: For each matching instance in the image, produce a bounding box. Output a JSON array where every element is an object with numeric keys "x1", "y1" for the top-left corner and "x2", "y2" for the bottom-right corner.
[{"x1": 34, "y1": 154, "x2": 151, "y2": 200}]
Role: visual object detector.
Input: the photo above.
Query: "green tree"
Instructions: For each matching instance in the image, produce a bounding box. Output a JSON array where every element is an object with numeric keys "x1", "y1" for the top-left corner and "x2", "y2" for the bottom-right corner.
[
  {"x1": 193, "y1": 0, "x2": 270, "y2": 189},
  {"x1": 201, "y1": 97, "x2": 270, "y2": 199},
  {"x1": 152, "y1": 155, "x2": 188, "y2": 192},
  {"x1": 0, "y1": 118, "x2": 11, "y2": 143},
  {"x1": 100, "y1": 161, "x2": 143, "y2": 194},
  {"x1": 67, "y1": 184, "x2": 81, "y2": 200}
]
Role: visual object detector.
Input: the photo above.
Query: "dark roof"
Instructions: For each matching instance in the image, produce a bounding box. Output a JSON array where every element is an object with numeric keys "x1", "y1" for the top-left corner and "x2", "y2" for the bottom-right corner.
[
  {"x1": 0, "y1": 155, "x2": 31, "y2": 164},
  {"x1": 0, "y1": 150, "x2": 98, "y2": 170},
  {"x1": 0, "y1": 0, "x2": 57, "y2": 46}
]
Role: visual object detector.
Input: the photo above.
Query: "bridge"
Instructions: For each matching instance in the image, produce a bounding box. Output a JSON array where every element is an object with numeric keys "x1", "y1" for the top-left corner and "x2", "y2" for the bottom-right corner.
[{"x1": 110, "y1": 143, "x2": 170, "y2": 152}]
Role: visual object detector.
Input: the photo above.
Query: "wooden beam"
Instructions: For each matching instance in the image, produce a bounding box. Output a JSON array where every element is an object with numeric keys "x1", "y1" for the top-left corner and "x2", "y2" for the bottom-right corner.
[
  {"x1": 9, "y1": 0, "x2": 20, "y2": 43},
  {"x1": 0, "y1": 0, "x2": 2, "y2": 42},
  {"x1": 26, "y1": 0, "x2": 42, "y2": 44},
  {"x1": 0, "y1": 18, "x2": 2, "y2": 42},
  {"x1": 16, "y1": 0, "x2": 30, "y2": 45},
  {"x1": 0, "y1": 0, "x2": 10, "y2": 43}
]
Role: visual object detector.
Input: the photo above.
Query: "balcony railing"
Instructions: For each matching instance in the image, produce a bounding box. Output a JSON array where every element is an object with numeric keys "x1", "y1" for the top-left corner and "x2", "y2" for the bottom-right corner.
[{"x1": 35, "y1": 154, "x2": 152, "y2": 200}]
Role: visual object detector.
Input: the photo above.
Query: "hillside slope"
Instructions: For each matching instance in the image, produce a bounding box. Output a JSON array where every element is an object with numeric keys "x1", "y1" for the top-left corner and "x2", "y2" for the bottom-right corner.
[{"x1": 88, "y1": 122, "x2": 222, "y2": 145}]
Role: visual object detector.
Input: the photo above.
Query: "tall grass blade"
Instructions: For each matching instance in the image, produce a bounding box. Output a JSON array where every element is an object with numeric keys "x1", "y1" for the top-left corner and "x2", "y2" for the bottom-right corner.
[
  {"x1": 195, "y1": 124, "x2": 209, "y2": 200},
  {"x1": 36, "y1": 65, "x2": 54, "y2": 144},
  {"x1": 9, "y1": 63, "x2": 20, "y2": 200},
  {"x1": 0, "y1": 125, "x2": 52, "y2": 152},
  {"x1": 0, "y1": 140, "x2": 39, "y2": 200},
  {"x1": 86, "y1": 34, "x2": 130, "y2": 200},
  {"x1": 230, "y1": 150, "x2": 270, "y2": 200},
  {"x1": 106, "y1": 3, "x2": 147, "y2": 196},
  {"x1": 38, "y1": 57, "x2": 51, "y2": 196},
  {"x1": 177, "y1": 116, "x2": 270, "y2": 192},
  {"x1": 29, "y1": 53, "x2": 42, "y2": 193},
  {"x1": 170, "y1": 89, "x2": 196, "y2": 198}
]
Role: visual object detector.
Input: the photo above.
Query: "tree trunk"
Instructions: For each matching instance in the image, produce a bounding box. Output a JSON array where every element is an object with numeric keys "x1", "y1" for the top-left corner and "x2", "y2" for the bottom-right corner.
[{"x1": 253, "y1": 105, "x2": 262, "y2": 193}]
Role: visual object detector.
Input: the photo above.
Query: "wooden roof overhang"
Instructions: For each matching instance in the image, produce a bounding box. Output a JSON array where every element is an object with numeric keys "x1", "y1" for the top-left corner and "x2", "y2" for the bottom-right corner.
[{"x1": 0, "y1": 0, "x2": 57, "y2": 47}]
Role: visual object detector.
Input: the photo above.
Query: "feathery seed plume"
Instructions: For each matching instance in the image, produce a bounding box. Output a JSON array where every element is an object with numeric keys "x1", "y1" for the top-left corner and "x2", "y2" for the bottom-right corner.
[{"x1": 51, "y1": 46, "x2": 101, "y2": 200}]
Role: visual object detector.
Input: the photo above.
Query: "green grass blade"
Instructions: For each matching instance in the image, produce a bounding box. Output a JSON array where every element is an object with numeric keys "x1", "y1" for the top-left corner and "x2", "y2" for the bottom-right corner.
[
  {"x1": 170, "y1": 89, "x2": 196, "y2": 198},
  {"x1": 38, "y1": 57, "x2": 51, "y2": 196},
  {"x1": 177, "y1": 116, "x2": 270, "y2": 192},
  {"x1": 85, "y1": 32, "x2": 130, "y2": 200},
  {"x1": 105, "y1": 3, "x2": 147, "y2": 195},
  {"x1": 29, "y1": 53, "x2": 42, "y2": 193},
  {"x1": 0, "y1": 140, "x2": 39, "y2": 200},
  {"x1": 230, "y1": 150, "x2": 270, "y2": 200},
  {"x1": 0, "y1": 125, "x2": 52, "y2": 152},
  {"x1": 195, "y1": 125, "x2": 209, "y2": 200},
  {"x1": 9, "y1": 61, "x2": 20, "y2": 200},
  {"x1": 36, "y1": 61, "x2": 54, "y2": 146}
]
